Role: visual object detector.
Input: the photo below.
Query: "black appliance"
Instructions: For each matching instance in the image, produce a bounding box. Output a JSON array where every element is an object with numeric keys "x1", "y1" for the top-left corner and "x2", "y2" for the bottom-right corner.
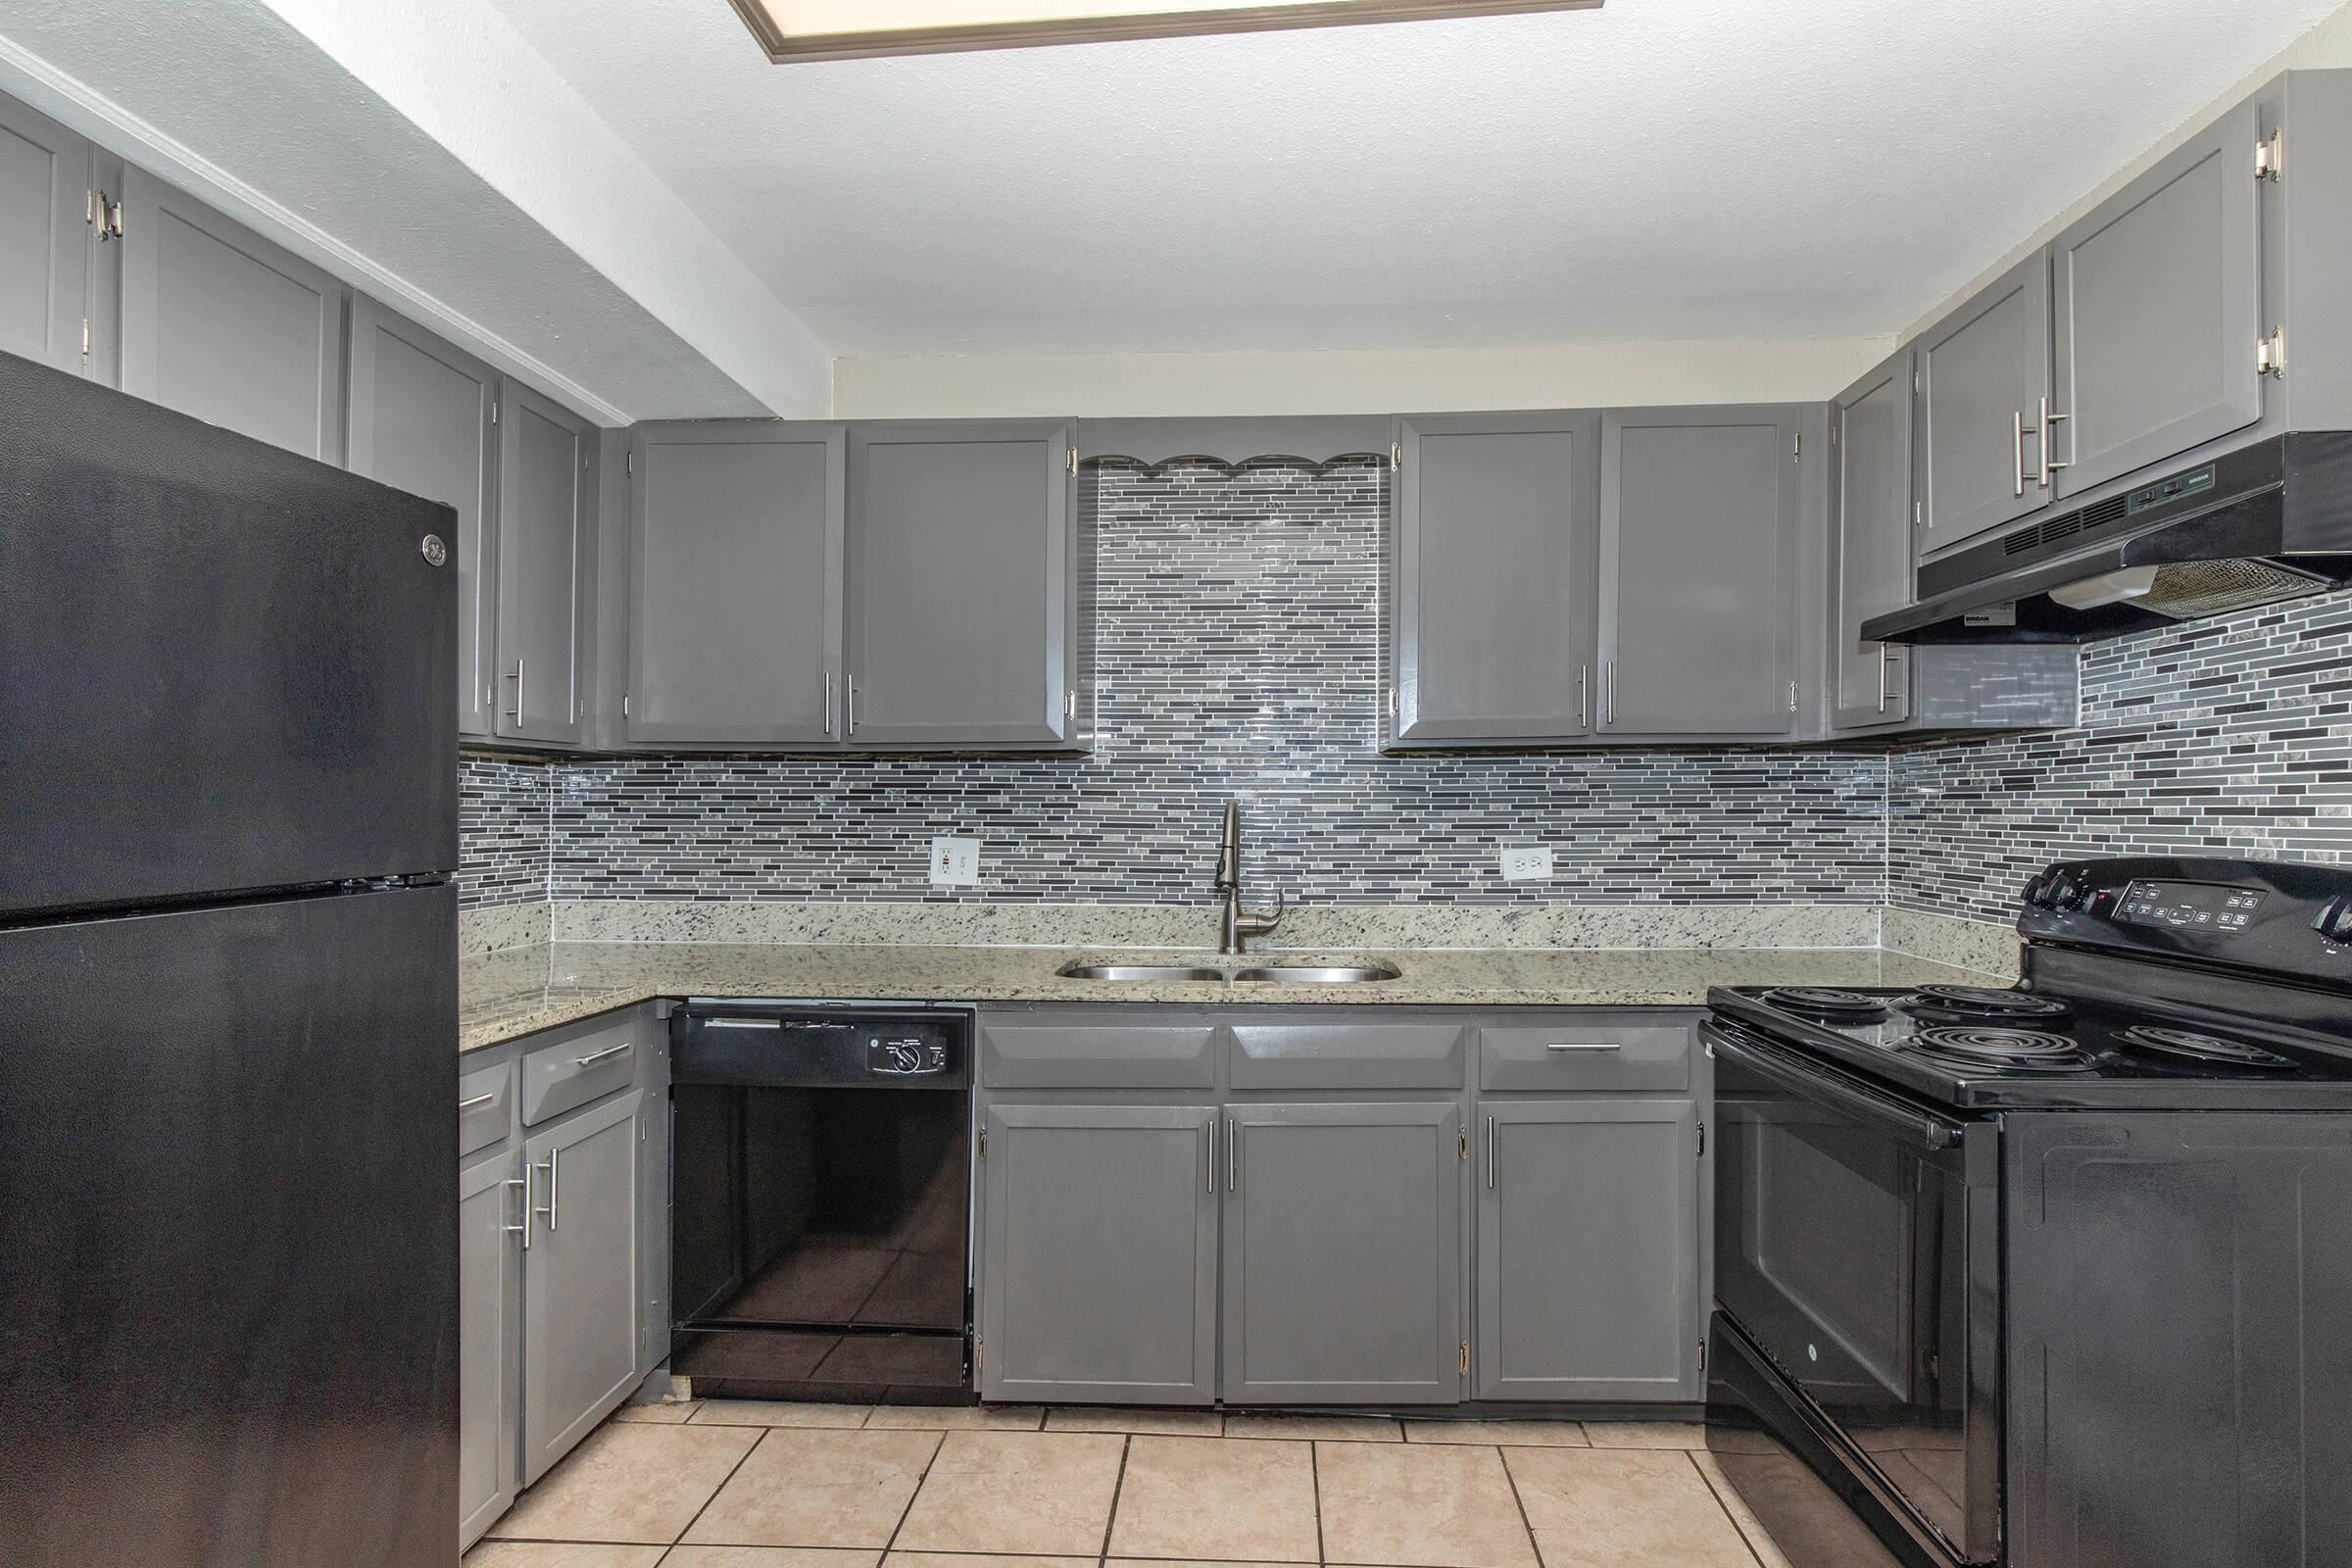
[
  {"x1": 0, "y1": 353, "x2": 460, "y2": 1565},
  {"x1": 668, "y1": 1002, "x2": 975, "y2": 1404},
  {"x1": 1705, "y1": 857, "x2": 2352, "y2": 1568}
]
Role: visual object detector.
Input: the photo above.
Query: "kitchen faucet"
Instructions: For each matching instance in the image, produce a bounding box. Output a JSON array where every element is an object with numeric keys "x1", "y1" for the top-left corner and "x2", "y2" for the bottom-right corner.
[{"x1": 1213, "y1": 798, "x2": 1285, "y2": 956}]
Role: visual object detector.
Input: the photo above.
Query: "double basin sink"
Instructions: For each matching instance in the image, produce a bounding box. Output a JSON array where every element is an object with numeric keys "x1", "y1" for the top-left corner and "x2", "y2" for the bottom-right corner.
[{"x1": 1058, "y1": 961, "x2": 1401, "y2": 984}]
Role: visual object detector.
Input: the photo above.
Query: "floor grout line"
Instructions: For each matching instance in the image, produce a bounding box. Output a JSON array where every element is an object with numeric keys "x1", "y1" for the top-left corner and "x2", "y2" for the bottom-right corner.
[
  {"x1": 1099, "y1": 1434, "x2": 1134, "y2": 1559},
  {"x1": 880, "y1": 1426, "x2": 954, "y2": 1555},
  {"x1": 1683, "y1": 1446, "x2": 1772, "y2": 1568},
  {"x1": 1309, "y1": 1438, "x2": 1327, "y2": 1565},
  {"x1": 1494, "y1": 1442, "x2": 1548, "y2": 1568}
]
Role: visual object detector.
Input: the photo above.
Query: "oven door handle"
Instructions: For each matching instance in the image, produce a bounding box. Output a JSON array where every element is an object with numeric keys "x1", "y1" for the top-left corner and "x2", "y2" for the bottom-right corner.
[{"x1": 1701, "y1": 1019, "x2": 1965, "y2": 1152}]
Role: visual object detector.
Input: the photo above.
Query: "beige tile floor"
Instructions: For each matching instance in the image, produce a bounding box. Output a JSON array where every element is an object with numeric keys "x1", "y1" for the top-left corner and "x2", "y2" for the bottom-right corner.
[{"x1": 476, "y1": 1403, "x2": 1787, "y2": 1568}]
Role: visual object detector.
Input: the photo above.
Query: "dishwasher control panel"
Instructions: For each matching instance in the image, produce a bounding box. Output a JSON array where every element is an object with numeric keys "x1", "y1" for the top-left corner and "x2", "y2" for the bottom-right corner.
[
  {"x1": 868, "y1": 1032, "x2": 952, "y2": 1076},
  {"x1": 670, "y1": 1004, "x2": 970, "y2": 1090}
]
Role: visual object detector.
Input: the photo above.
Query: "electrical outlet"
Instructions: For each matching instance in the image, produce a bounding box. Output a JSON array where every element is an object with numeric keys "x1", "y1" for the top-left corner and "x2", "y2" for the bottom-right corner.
[
  {"x1": 1498, "y1": 846, "x2": 1554, "y2": 882},
  {"x1": 929, "y1": 836, "x2": 982, "y2": 886}
]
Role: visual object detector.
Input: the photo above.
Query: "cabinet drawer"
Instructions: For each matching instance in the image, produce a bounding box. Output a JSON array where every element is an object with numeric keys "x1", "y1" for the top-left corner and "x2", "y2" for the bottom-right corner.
[
  {"x1": 1228, "y1": 1023, "x2": 1467, "y2": 1090},
  {"x1": 1479, "y1": 1021, "x2": 1691, "y2": 1093},
  {"x1": 981, "y1": 1021, "x2": 1217, "y2": 1090},
  {"x1": 458, "y1": 1059, "x2": 514, "y2": 1156},
  {"x1": 521, "y1": 1017, "x2": 641, "y2": 1126}
]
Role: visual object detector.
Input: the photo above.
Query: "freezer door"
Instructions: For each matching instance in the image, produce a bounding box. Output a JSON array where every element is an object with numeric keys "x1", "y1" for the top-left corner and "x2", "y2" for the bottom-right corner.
[
  {"x1": 0, "y1": 883, "x2": 458, "y2": 1568},
  {"x1": 0, "y1": 351, "x2": 457, "y2": 916}
]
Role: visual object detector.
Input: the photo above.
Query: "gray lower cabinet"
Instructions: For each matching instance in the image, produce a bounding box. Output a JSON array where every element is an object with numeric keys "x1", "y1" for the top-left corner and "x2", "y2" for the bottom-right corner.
[
  {"x1": 1597, "y1": 406, "x2": 1798, "y2": 737},
  {"x1": 118, "y1": 166, "x2": 346, "y2": 464},
  {"x1": 1221, "y1": 1101, "x2": 1463, "y2": 1404},
  {"x1": 2050, "y1": 98, "x2": 2265, "y2": 502},
  {"x1": 844, "y1": 420, "x2": 1079, "y2": 749},
  {"x1": 347, "y1": 299, "x2": 501, "y2": 739},
  {"x1": 520, "y1": 1088, "x2": 644, "y2": 1484},
  {"x1": 0, "y1": 93, "x2": 92, "y2": 376},
  {"x1": 627, "y1": 421, "x2": 844, "y2": 746},
  {"x1": 496, "y1": 385, "x2": 592, "y2": 746},
  {"x1": 1474, "y1": 1099, "x2": 1701, "y2": 1402},
  {"x1": 458, "y1": 1146, "x2": 522, "y2": 1548},
  {"x1": 978, "y1": 1103, "x2": 1219, "y2": 1404},
  {"x1": 1915, "y1": 253, "x2": 2052, "y2": 556},
  {"x1": 1831, "y1": 352, "x2": 1914, "y2": 730},
  {"x1": 1391, "y1": 412, "x2": 1599, "y2": 745}
]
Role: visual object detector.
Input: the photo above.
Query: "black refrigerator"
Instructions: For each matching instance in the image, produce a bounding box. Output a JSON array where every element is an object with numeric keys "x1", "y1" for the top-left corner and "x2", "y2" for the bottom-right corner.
[{"x1": 0, "y1": 351, "x2": 460, "y2": 1565}]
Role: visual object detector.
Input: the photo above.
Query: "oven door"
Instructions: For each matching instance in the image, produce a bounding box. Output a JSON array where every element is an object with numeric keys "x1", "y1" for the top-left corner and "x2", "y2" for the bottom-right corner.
[{"x1": 1706, "y1": 1017, "x2": 2001, "y2": 1565}]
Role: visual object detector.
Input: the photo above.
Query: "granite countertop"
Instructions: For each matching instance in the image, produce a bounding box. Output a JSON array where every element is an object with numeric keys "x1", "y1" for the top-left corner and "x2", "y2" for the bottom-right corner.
[{"x1": 459, "y1": 940, "x2": 2004, "y2": 1054}]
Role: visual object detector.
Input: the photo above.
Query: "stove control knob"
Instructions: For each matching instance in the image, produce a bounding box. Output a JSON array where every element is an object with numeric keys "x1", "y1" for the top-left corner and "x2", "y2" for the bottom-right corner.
[
  {"x1": 2049, "y1": 872, "x2": 2086, "y2": 910},
  {"x1": 2315, "y1": 897, "x2": 2352, "y2": 944},
  {"x1": 2024, "y1": 873, "x2": 2054, "y2": 907}
]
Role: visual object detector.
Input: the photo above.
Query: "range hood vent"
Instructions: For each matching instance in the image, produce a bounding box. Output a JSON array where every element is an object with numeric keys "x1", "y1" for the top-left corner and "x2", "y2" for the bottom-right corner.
[{"x1": 1865, "y1": 432, "x2": 2352, "y2": 644}]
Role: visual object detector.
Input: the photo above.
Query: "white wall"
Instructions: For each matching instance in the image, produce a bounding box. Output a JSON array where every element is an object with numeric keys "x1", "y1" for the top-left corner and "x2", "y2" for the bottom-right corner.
[
  {"x1": 1900, "y1": 0, "x2": 2352, "y2": 339},
  {"x1": 833, "y1": 337, "x2": 1891, "y2": 418}
]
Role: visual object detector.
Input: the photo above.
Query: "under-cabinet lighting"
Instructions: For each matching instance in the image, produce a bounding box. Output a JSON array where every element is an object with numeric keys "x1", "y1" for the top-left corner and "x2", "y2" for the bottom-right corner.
[{"x1": 726, "y1": 0, "x2": 1603, "y2": 62}]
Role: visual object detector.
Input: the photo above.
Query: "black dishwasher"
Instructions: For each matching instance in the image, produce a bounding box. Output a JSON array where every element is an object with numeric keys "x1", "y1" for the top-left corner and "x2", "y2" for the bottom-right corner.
[{"x1": 669, "y1": 1002, "x2": 974, "y2": 1404}]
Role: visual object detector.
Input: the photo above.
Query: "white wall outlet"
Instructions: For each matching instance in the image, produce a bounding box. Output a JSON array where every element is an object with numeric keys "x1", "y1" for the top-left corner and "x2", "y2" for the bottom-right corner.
[
  {"x1": 929, "y1": 836, "x2": 982, "y2": 886},
  {"x1": 1498, "y1": 846, "x2": 1554, "y2": 882}
]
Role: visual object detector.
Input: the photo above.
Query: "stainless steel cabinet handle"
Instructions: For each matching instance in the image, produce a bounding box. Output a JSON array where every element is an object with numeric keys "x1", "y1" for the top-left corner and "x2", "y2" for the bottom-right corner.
[
  {"x1": 1483, "y1": 1115, "x2": 1496, "y2": 1191},
  {"x1": 504, "y1": 657, "x2": 526, "y2": 723},
  {"x1": 2037, "y1": 396, "x2": 2070, "y2": 489},
  {"x1": 1604, "y1": 660, "x2": 1617, "y2": 724},
  {"x1": 1546, "y1": 1041, "x2": 1623, "y2": 1053},
  {"x1": 2011, "y1": 410, "x2": 2026, "y2": 498},
  {"x1": 1878, "y1": 644, "x2": 1891, "y2": 712},
  {"x1": 535, "y1": 1150, "x2": 559, "y2": 1234},
  {"x1": 574, "y1": 1042, "x2": 632, "y2": 1068},
  {"x1": 846, "y1": 674, "x2": 858, "y2": 737},
  {"x1": 459, "y1": 1092, "x2": 496, "y2": 1112},
  {"x1": 1205, "y1": 1119, "x2": 1216, "y2": 1194},
  {"x1": 508, "y1": 1174, "x2": 530, "y2": 1250},
  {"x1": 823, "y1": 671, "x2": 834, "y2": 736},
  {"x1": 1227, "y1": 1116, "x2": 1239, "y2": 1190},
  {"x1": 1578, "y1": 664, "x2": 1590, "y2": 730}
]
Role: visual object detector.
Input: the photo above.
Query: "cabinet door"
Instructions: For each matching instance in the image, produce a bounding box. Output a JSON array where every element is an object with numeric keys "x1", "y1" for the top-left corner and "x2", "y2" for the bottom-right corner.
[
  {"x1": 119, "y1": 167, "x2": 345, "y2": 463},
  {"x1": 459, "y1": 1148, "x2": 521, "y2": 1548},
  {"x1": 1394, "y1": 412, "x2": 1598, "y2": 744},
  {"x1": 628, "y1": 422, "x2": 844, "y2": 745},
  {"x1": 1475, "y1": 1100, "x2": 1700, "y2": 1402},
  {"x1": 1222, "y1": 1101, "x2": 1462, "y2": 1405},
  {"x1": 0, "y1": 94, "x2": 90, "y2": 374},
  {"x1": 347, "y1": 299, "x2": 500, "y2": 738},
  {"x1": 845, "y1": 421, "x2": 1075, "y2": 748},
  {"x1": 1916, "y1": 254, "x2": 2051, "y2": 554},
  {"x1": 521, "y1": 1090, "x2": 642, "y2": 1484},
  {"x1": 1597, "y1": 407, "x2": 1797, "y2": 737},
  {"x1": 1832, "y1": 354, "x2": 1915, "y2": 729},
  {"x1": 979, "y1": 1103, "x2": 1219, "y2": 1404},
  {"x1": 2052, "y1": 100, "x2": 2264, "y2": 501},
  {"x1": 495, "y1": 386, "x2": 590, "y2": 745}
]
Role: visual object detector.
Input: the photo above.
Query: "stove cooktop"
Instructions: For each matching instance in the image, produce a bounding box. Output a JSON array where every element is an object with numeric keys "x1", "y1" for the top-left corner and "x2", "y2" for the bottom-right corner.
[{"x1": 1710, "y1": 983, "x2": 2352, "y2": 1111}]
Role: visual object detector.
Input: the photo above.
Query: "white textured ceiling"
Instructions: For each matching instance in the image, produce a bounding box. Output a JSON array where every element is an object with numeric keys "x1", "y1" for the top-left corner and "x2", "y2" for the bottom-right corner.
[{"x1": 482, "y1": 0, "x2": 2343, "y2": 358}]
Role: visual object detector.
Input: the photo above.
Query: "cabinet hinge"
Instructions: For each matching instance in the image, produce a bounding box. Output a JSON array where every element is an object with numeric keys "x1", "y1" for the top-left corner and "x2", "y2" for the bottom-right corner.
[
  {"x1": 1458, "y1": 1128, "x2": 1470, "y2": 1159},
  {"x1": 1698, "y1": 1339, "x2": 1707, "y2": 1373},
  {"x1": 1791, "y1": 431, "x2": 1801, "y2": 462},
  {"x1": 1914, "y1": 499, "x2": 1924, "y2": 528},
  {"x1": 1386, "y1": 686, "x2": 1398, "y2": 718},
  {"x1": 974, "y1": 1338, "x2": 983, "y2": 1374},
  {"x1": 490, "y1": 401, "x2": 499, "y2": 425},
  {"x1": 1391, "y1": 440, "x2": 1402, "y2": 471},
  {"x1": 1788, "y1": 681, "x2": 1799, "y2": 713},
  {"x1": 627, "y1": 449, "x2": 635, "y2": 474},
  {"x1": 2256, "y1": 127, "x2": 2283, "y2": 181},
  {"x1": 1914, "y1": 368, "x2": 1922, "y2": 395},
  {"x1": 1697, "y1": 1120, "x2": 1706, "y2": 1157},
  {"x1": 2259, "y1": 326, "x2": 2286, "y2": 378},
  {"x1": 79, "y1": 318, "x2": 89, "y2": 367},
  {"x1": 1459, "y1": 1341, "x2": 1470, "y2": 1374},
  {"x1": 87, "y1": 189, "x2": 122, "y2": 240},
  {"x1": 622, "y1": 693, "x2": 630, "y2": 716},
  {"x1": 977, "y1": 1125, "x2": 987, "y2": 1158},
  {"x1": 1067, "y1": 446, "x2": 1078, "y2": 475},
  {"x1": 1065, "y1": 689, "x2": 1078, "y2": 720}
]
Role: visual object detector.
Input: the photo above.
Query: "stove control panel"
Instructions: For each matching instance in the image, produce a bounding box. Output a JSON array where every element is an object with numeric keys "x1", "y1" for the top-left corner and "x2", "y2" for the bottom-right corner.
[
  {"x1": 2116, "y1": 880, "x2": 2268, "y2": 931},
  {"x1": 2019, "y1": 857, "x2": 2352, "y2": 983}
]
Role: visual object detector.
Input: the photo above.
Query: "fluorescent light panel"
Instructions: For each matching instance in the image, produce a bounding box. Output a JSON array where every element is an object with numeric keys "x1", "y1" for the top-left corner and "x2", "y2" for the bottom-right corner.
[{"x1": 728, "y1": 0, "x2": 1602, "y2": 62}]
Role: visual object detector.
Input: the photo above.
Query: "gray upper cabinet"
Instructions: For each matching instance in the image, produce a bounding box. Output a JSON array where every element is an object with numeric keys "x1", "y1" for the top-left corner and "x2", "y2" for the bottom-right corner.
[
  {"x1": 1832, "y1": 352, "x2": 1915, "y2": 730},
  {"x1": 496, "y1": 386, "x2": 591, "y2": 746},
  {"x1": 2051, "y1": 99, "x2": 2265, "y2": 501},
  {"x1": 1220, "y1": 1101, "x2": 1462, "y2": 1405},
  {"x1": 844, "y1": 421, "x2": 1078, "y2": 749},
  {"x1": 1916, "y1": 254, "x2": 2052, "y2": 556},
  {"x1": 458, "y1": 1147, "x2": 520, "y2": 1548},
  {"x1": 628, "y1": 422, "x2": 845, "y2": 746},
  {"x1": 119, "y1": 167, "x2": 345, "y2": 464},
  {"x1": 0, "y1": 94, "x2": 91, "y2": 375},
  {"x1": 520, "y1": 1089, "x2": 643, "y2": 1485},
  {"x1": 979, "y1": 1103, "x2": 1219, "y2": 1405},
  {"x1": 1392, "y1": 412, "x2": 1599, "y2": 745},
  {"x1": 347, "y1": 299, "x2": 500, "y2": 739},
  {"x1": 1597, "y1": 406, "x2": 1798, "y2": 737},
  {"x1": 1475, "y1": 1099, "x2": 1701, "y2": 1402}
]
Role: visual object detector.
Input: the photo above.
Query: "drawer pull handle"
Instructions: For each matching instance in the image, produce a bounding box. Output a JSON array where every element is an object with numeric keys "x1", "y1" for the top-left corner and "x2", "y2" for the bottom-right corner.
[
  {"x1": 574, "y1": 1042, "x2": 632, "y2": 1067},
  {"x1": 459, "y1": 1092, "x2": 496, "y2": 1112},
  {"x1": 1545, "y1": 1042, "x2": 1623, "y2": 1053}
]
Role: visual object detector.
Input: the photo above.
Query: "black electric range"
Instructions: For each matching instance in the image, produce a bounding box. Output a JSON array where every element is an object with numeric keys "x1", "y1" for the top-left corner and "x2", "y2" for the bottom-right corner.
[{"x1": 1702, "y1": 857, "x2": 2352, "y2": 1568}]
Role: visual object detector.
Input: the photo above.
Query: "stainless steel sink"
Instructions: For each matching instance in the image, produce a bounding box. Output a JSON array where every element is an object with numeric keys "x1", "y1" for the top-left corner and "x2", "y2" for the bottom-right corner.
[
  {"x1": 1230, "y1": 963, "x2": 1402, "y2": 984},
  {"x1": 1055, "y1": 963, "x2": 1230, "y2": 981}
]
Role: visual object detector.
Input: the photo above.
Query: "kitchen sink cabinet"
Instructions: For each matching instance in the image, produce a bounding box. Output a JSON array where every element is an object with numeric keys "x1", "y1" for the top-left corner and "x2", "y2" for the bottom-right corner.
[
  {"x1": 0, "y1": 93, "x2": 96, "y2": 377},
  {"x1": 118, "y1": 167, "x2": 347, "y2": 466},
  {"x1": 1474, "y1": 1099, "x2": 1702, "y2": 1401},
  {"x1": 1390, "y1": 411, "x2": 1600, "y2": 746},
  {"x1": 977, "y1": 1102, "x2": 1220, "y2": 1404},
  {"x1": 1597, "y1": 406, "x2": 1801, "y2": 738}
]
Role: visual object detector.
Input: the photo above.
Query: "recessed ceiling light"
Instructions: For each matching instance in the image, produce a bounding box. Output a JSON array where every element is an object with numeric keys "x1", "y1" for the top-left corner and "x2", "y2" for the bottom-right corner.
[{"x1": 726, "y1": 0, "x2": 1602, "y2": 63}]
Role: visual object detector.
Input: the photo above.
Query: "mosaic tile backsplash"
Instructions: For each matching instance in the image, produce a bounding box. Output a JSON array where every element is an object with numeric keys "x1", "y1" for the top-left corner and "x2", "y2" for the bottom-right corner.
[
  {"x1": 1886, "y1": 587, "x2": 2352, "y2": 923},
  {"x1": 460, "y1": 758, "x2": 554, "y2": 909},
  {"x1": 470, "y1": 460, "x2": 1888, "y2": 909}
]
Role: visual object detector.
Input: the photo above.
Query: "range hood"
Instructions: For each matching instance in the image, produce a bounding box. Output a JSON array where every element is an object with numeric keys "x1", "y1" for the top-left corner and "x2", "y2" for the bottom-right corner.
[{"x1": 1864, "y1": 431, "x2": 2352, "y2": 644}]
